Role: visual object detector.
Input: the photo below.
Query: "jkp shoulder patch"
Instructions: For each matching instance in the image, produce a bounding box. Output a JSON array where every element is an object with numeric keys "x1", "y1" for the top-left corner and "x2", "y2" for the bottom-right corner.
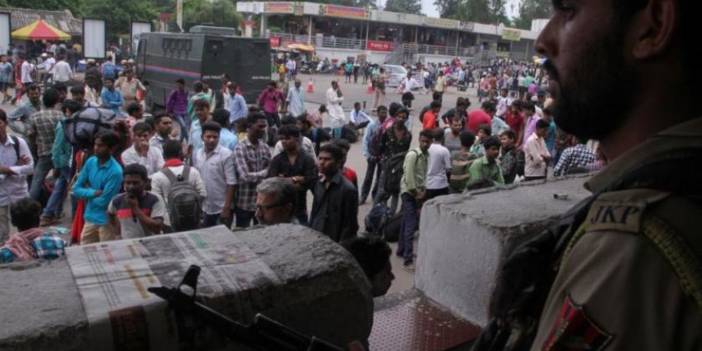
[
  {"x1": 542, "y1": 296, "x2": 614, "y2": 351},
  {"x1": 586, "y1": 190, "x2": 669, "y2": 234}
]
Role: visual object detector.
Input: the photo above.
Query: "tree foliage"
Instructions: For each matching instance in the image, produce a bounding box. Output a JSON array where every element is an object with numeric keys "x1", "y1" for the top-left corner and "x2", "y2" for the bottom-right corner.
[
  {"x1": 0, "y1": 0, "x2": 85, "y2": 16},
  {"x1": 182, "y1": 0, "x2": 241, "y2": 30},
  {"x1": 384, "y1": 0, "x2": 423, "y2": 15},
  {"x1": 82, "y1": 0, "x2": 158, "y2": 37},
  {"x1": 445, "y1": 0, "x2": 508, "y2": 24},
  {"x1": 514, "y1": 0, "x2": 551, "y2": 29},
  {"x1": 434, "y1": 0, "x2": 460, "y2": 18}
]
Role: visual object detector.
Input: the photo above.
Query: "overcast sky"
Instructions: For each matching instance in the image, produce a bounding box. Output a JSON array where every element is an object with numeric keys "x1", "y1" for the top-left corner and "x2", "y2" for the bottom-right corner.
[{"x1": 379, "y1": 0, "x2": 522, "y2": 19}]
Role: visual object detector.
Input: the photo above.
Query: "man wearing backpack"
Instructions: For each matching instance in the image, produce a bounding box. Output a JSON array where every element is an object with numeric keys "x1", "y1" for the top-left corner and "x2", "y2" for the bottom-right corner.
[
  {"x1": 192, "y1": 122, "x2": 236, "y2": 228},
  {"x1": 151, "y1": 140, "x2": 207, "y2": 232},
  {"x1": 0, "y1": 109, "x2": 34, "y2": 242},
  {"x1": 360, "y1": 105, "x2": 387, "y2": 204},
  {"x1": 397, "y1": 129, "x2": 432, "y2": 271}
]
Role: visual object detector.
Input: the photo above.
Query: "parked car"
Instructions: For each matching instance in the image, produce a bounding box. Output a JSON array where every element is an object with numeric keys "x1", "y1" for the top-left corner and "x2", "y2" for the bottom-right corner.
[{"x1": 382, "y1": 64, "x2": 408, "y2": 88}]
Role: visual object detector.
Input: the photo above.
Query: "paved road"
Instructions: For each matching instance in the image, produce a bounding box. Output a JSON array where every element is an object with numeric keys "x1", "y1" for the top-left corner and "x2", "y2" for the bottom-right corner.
[
  {"x1": 0, "y1": 74, "x2": 481, "y2": 295},
  {"x1": 297, "y1": 73, "x2": 480, "y2": 293}
]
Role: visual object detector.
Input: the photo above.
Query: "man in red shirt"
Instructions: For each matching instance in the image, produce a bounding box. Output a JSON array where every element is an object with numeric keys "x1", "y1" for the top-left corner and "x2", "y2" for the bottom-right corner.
[
  {"x1": 466, "y1": 101, "x2": 494, "y2": 134},
  {"x1": 422, "y1": 100, "x2": 441, "y2": 130},
  {"x1": 505, "y1": 100, "x2": 525, "y2": 145}
]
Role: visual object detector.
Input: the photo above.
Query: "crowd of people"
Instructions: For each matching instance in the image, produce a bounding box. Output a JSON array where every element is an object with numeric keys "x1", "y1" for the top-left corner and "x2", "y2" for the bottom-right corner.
[{"x1": 1, "y1": 50, "x2": 604, "y2": 285}]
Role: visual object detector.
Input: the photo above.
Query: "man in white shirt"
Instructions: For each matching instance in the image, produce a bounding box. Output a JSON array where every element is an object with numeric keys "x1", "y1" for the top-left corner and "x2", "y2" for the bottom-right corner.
[
  {"x1": 349, "y1": 102, "x2": 371, "y2": 130},
  {"x1": 285, "y1": 58, "x2": 297, "y2": 81},
  {"x1": 42, "y1": 53, "x2": 56, "y2": 83},
  {"x1": 326, "y1": 81, "x2": 346, "y2": 138},
  {"x1": 121, "y1": 122, "x2": 164, "y2": 176},
  {"x1": 285, "y1": 79, "x2": 305, "y2": 117},
  {"x1": 51, "y1": 55, "x2": 73, "y2": 83},
  {"x1": 523, "y1": 119, "x2": 552, "y2": 181},
  {"x1": 0, "y1": 112, "x2": 34, "y2": 241},
  {"x1": 192, "y1": 121, "x2": 237, "y2": 228},
  {"x1": 425, "y1": 128, "x2": 452, "y2": 200},
  {"x1": 20, "y1": 58, "x2": 34, "y2": 85}
]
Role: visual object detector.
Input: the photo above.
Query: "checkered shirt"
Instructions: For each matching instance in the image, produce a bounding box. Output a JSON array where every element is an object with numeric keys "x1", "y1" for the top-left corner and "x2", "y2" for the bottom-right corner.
[
  {"x1": 28, "y1": 109, "x2": 64, "y2": 157},
  {"x1": 32, "y1": 234, "x2": 66, "y2": 260},
  {"x1": 233, "y1": 139, "x2": 271, "y2": 211},
  {"x1": 553, "y1": 144, "x2": 597, "y2": 177}
]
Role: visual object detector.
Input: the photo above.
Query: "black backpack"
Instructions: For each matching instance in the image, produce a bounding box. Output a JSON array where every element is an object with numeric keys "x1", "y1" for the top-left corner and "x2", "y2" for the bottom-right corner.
[
  {"x1": 162, "y1": 166, "x2": 202, "y2": 232},
  {"x1": 384, "y1": 151, "x2": 413, "y2": 195},
  {"x1": 63, "y1": 107, "x2": 117, "y2": 150},
  {"x1": 365, "y1": 202, "x2": 393, "y2": 236}
]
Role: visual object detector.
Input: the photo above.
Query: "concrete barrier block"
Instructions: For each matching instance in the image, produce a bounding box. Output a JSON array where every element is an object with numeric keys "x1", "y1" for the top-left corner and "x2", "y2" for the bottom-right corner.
[
  {"x1": 0, "y1": 224, "x2": 373, "y2": 350},
  {"x1": 415, "y1": 176, "x2": 592, "y2": 326}
]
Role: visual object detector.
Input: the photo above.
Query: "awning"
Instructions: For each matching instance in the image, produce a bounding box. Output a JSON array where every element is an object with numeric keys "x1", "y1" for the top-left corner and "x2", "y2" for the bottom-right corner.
[
  {"x1": 287, "y1": 43, "x2": 315, "y2": 52},
  {"x1": 12, "y1": 19, "x2": 71, "y2": 41}
]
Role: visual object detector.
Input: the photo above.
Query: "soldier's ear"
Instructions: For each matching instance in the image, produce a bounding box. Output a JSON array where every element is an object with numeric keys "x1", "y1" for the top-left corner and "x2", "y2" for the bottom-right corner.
[{"x1": 630, "y1": 0, "x2": 677, "y2": 60}]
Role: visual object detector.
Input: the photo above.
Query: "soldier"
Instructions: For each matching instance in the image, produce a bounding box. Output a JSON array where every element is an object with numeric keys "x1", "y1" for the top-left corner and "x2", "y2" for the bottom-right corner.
[{"x1": 473, "y1": 0, "x2": 702, "y2": 350}]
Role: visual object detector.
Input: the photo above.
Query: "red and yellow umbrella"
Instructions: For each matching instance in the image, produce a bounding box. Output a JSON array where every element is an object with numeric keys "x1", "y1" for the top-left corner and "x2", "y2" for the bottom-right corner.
[{"x1": 11, "y1": 19, "x2": 71, "y2": 41}]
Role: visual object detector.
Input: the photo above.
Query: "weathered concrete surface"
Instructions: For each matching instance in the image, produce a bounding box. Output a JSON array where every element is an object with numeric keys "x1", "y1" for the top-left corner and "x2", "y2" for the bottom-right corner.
[
  {"x1": 0, "y1": 224, "x2": 373, "y2": 350},
  {"x1": 415, "y1": 176, "x2": 592, "y2": 326}
]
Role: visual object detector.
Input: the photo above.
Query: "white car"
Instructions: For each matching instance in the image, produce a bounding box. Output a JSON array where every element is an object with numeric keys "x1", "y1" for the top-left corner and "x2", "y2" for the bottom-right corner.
[{"x1": 382, "y1": 64, "x2": 408, "y2": 88}]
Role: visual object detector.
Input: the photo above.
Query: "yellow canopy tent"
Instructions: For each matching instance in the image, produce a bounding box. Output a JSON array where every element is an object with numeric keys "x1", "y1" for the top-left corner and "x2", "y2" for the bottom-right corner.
[{"x1": 12, "y1": 19, "x2": 71, "y2": 41}]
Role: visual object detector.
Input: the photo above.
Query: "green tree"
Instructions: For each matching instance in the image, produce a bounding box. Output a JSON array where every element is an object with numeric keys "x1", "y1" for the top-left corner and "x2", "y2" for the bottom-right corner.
[
  {"x1": 0, "y1": 0, "x2": 85, "y2": 16},
  {"x1": 434, "y1": 0, "x2": 461, "y2": 18},
  {"x1": 514, "y1": 0, "x2": 551, "y2": 29},
  {"x1": 83, "y1": 0, "x2": 157, "y2": 36},
  {"x1": 453, "y1": 0, "x2": 508, "y2": 24},
  {"x1": 384, "y1": 0, "x2": 423, "y2": 15},
  {"x1": 182, "y1": 0, "x2": 241, "y2": 30}
]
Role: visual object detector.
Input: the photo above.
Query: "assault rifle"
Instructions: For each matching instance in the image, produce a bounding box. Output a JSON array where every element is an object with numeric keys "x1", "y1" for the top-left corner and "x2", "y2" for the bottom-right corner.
[{"x1": 148, "y1": 265, "x2": 344, "y2": 351}]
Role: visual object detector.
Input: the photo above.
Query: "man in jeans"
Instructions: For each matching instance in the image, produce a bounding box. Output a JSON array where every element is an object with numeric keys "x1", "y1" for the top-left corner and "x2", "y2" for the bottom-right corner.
[
  {"x1": 73, "y1": 132, "x2": 124, "y2": 244},
  {"x1": 27, "y1": 88, "x2": 64, "y2": 202},
  {"x1": 233, "y1": 113, "x2": 271, "y2": 228},
  {"x1": 41, "y1": 100, "x2": 82, "y2": 226},
  {"x1": 360, "y1": 105, "x2": 388, "y2": 204},
  {"x1": 397, "y1": 130, "x2": 432, "y2": 270},
  {"x1": 0, "y1": 110, "x2": 34, "y2": 242}
]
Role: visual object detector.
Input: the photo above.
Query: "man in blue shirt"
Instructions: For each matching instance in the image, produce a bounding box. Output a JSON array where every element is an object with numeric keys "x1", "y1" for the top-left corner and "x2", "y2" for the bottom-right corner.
[
  {"x1": 73, "y1": 131, "x2": 124, "y2": 244},
  {"x1": 100, "y1": 78, "x2": 123, "y2": 114},
  {"x1": 227, "y1": 83, "x2": 248, "y2": 127},
  {"x1": 212, "y1": 109, "x2": 238, "y2": 151}
]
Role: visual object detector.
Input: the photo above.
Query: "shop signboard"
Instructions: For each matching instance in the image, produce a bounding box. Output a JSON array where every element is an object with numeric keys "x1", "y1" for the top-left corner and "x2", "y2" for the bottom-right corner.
[
  {"x1": 366, "y1": 40, "x2": 393, "y2": 52},
  {"x1": 264, "y1": 2, "x2": 295, "y2": 14},
  {"x1": 424, "y1": 17, "x2": 458, "y2": 29},
  {"x1": 501, "y1": 28, "x2": 522, "y2": 41},
  {"x1": 322, "y1": 4, "x2": 368, "y2": 19}
]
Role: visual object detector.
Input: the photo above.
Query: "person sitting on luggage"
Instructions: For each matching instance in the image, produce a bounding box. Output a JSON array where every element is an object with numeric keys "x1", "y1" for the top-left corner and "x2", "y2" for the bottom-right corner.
[
  {"x1": 349, "y1": 102, "x2": 371, "y2": 130},
  {"x1": 342, "y1": 236, "x2": 395, "y2": 297}
]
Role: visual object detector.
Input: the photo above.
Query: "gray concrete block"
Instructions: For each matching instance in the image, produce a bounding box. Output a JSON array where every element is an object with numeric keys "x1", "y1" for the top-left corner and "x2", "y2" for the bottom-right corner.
[
  {"x1": 415, "y1": 176, "x2": 592, "y2": 326},
  {"x1": 0, "y1": 224, "x2": 373, "y2": 350}
]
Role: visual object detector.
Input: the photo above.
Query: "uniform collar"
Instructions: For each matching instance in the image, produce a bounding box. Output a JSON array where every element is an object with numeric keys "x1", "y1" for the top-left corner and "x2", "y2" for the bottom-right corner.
[{"x1": 586, "y1": 117, "x2": 702, "y2": 193}]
